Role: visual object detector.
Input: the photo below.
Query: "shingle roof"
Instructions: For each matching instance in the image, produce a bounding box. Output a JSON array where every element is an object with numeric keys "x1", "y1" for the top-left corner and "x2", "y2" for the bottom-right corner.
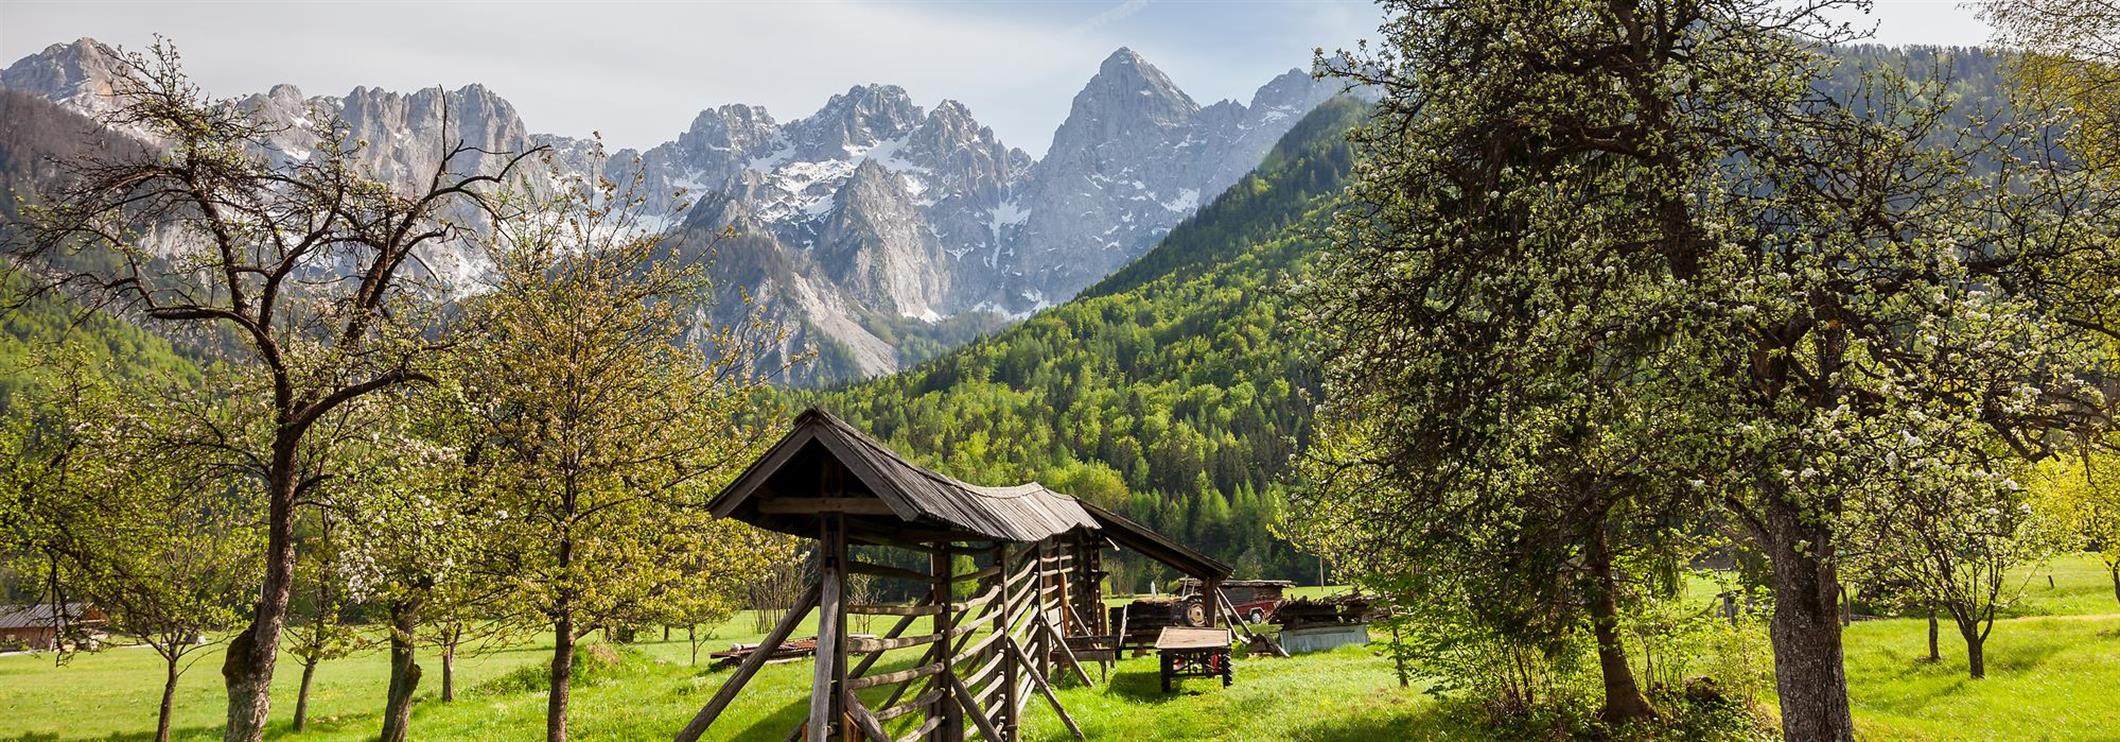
[
  {"x1": 0, "y1": 602, "x2": 87, "y2": 629},
  {"x1": 709, "y1": 408, "x2": 1231, "y2": 578},
  {"x1": 713, "y1": 408, "x2": 1100, "y2": 543}
]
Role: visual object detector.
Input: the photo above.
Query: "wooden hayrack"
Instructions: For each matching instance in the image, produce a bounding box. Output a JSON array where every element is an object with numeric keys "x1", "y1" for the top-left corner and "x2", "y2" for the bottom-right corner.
[{"x1": 674, "y1": 408, "x2": 1231, "y2": 742}]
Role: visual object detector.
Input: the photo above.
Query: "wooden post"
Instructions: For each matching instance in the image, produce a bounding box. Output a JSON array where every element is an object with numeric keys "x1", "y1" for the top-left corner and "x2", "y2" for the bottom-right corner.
[
  {"x1": 934, "y1": 544, "x2": 962, "y2": 742},
  {"x1": 673, "y1": 582, "x2": 822, "y2": 742},
  {"x1": 1005, "y1": 637, "x2": 1086, "y2": 741},
  {"x1": 995, "y1": 543, "x2": 1017, "y2": 740},
  {"x1": 1203, "y1": 577, "x2": 1223, "y2": 628},
  {"x1": 811, "y1": 515, "x2": 845, "y2": 742},
  {"x1": 1035, "y1": 542, "x2": 1051, "y2": 683}
]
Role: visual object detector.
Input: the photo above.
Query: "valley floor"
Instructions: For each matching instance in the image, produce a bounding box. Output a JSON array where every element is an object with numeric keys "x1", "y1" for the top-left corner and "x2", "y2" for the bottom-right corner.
[{"x1": 4, "y1": 557, "x2": 2117, "y2": 741}]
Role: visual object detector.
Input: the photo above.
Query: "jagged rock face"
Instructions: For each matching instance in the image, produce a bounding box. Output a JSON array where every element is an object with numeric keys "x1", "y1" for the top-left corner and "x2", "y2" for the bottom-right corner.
[
  {"x1": 818, "y1": 160, "x2": 952, "y2": 319},
  {"x1": 622, "y1": 103, "x2": 778, "y2": 216},
  {"x1": 2, "y1": 37, "x2": 1338, "y2": 383},
  {"x1": 0, "y1": 39, "x2": 132, "y2": 123},
  {"x1": 1008, "y1": 50, "x2": 1339, "y2": 305}
]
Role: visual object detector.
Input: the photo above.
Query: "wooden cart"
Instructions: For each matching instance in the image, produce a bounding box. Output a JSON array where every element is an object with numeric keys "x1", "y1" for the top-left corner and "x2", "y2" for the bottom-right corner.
[{"x1": 1154, "y1": 627, "x2": 1232, "y2": 692}]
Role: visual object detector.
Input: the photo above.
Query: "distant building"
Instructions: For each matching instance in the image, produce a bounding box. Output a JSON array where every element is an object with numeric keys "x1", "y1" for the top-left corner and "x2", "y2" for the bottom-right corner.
[{"x1": 0, "y1": 602, "x2": 108, "y2": 651}]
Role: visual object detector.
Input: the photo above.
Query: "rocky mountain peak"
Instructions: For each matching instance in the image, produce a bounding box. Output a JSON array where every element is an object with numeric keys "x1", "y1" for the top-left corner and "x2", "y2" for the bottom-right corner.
[
  {"x1": 0, "y1": 37, "x2": 130, "y2": 122},
  {"x1": 682, "y1": 103, "x2": 778, "y2": 154},
  {"x1": 1050, "y1": 47, "x2": 1198, "y2": 158},
  {"x1": 788, "y1": 84, "x2": 923, "y2": 159}
]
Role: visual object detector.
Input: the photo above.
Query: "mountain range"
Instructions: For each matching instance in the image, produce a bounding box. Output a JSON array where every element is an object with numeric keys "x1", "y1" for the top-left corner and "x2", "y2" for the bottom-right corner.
[{"x1": 0, "y1": 38, "x2": 1343, "y2": 383}]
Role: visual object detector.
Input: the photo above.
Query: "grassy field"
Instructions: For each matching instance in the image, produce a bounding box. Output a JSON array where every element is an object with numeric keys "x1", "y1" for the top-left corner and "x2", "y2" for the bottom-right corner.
[{"x1": 3, "y1": 555, "x2": 2116, "y2": 741}]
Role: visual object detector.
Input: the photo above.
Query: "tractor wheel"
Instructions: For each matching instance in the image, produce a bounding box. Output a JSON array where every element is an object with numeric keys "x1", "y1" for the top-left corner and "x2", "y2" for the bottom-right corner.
[
  {"x1": 1182, "y1": 599, "x2": 1207, "y2": 627},
  {"x1": 1248, "y1": 608, "x2": 1266, "y2": 625}
]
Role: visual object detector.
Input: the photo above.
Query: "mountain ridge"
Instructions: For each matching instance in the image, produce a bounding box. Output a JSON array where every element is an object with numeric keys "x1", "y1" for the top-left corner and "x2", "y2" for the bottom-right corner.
[{"x1": 0, "y1": 38, "x2": 1344, "y2": 384}]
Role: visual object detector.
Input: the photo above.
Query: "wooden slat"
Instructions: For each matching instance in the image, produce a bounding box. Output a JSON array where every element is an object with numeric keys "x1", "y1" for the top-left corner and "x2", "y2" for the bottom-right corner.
[
  {"x1": 948, "y1": 671, "x2": 1008, "y2": 742},
  {"x1": 849, "y1": 612, "x2": 923, "y2": 681},
  {"x1": 951, "y1": 563, "x2": 1001, "y2": 584},
  {"x1": 848, "y1": 623, "x2": 975, "y2": 654},
  {"x1": 845, "y1": 692, "x2": 892, "y2": 742},
  {"x1": 1036, "y1": 614, "x2": 1095, "y2": 687},
  {"x1": 846, "y1": 660, "x2": 944, "y2": 691},
  {"x1": 962, "y1": 650, "x2": 1005, "y2": 693},
  {"x1": 953, "y1": 625, "x2": 1007, "y2": 666},
  {"x1": 874, "y1": 688, "x2": 943, "y2": 722},
  {"x1": 849, "y1": 559, "x2": 943, "y2": 584},
  {"x1": 1007, "y1": 637, "x2": 1086, "y2": 741},
  {"x1": 848, "y1": 602, "x2": 943, "y2": 616},
  {"x1": 896, "y1": 715, "x2": 942, "y2": 742},
  {"x1": 755, "y1": 497, "x2": 897, "y2": 515}
]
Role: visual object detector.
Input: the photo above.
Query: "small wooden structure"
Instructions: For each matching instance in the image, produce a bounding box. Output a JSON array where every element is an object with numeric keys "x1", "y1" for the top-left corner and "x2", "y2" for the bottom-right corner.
[
  {"x1": 675, "y1": 408, "x2": 1230, "y2": 742},
  {"x1": 1154, "y1": 627, "x2": 1233, "y2": 692},
  {"x1": 0, "y1": 603, "x2": 106, "y2": 651},
  {"x1": 1275, "y1": 594, "x2": 1377, "y2": 654}
]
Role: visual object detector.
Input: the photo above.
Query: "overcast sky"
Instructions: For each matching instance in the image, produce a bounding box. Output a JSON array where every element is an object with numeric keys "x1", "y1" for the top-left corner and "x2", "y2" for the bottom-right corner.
[{"x1": 0, "y1": 1, "x2": 1993, "y2": 156}]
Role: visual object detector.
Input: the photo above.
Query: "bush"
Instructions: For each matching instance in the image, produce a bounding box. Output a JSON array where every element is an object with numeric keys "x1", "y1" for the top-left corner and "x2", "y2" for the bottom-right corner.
[{"x1": 476, "y1": 642, "x2": 642, "y2": 696}]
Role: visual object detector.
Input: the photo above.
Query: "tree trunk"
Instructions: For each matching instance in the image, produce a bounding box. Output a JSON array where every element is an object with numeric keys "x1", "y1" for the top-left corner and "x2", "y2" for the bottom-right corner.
[
  {"x1": 1763, "y1": 506, "x2": 1855, "y2": 742},
  {"x1": 222, "y1": 457, "x2": 300, "y2": 742},
  {"x1": 1586, "y1": 527, "x2": 1656, "y2": 722},
  {"x1": 548, "y1": 618, "x2": 575, "y2": 742},
  {"x1": 1957, "y1": 617, "x2": 1987, "y2": 680},
  {"x1": 2109, "y1": 561, "x2": 2119, "y2": 605},
  {"x1": 157, "y1": 656, "x2": 179, "y2": 742},
  {"x1": 379, "y1": 597, "x2": 423, "y2": 742},
  {"x1": 688, "y1": 624, "x2": 698, "y2": 667},
  {"x1": 293, "y1": 658, "x2": 318, "y2": 731},
  {"x1": 441, "y1": 637, "x2": 458, "y2": 702},
  {"x1": 1926, "y1": 607, "x2": 1940, "y2": 663}
]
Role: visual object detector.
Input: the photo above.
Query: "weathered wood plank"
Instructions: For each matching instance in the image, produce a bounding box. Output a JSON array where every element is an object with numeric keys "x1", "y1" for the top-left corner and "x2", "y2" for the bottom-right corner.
[
  {"x1": 947, "y1": 672, "x2": 1007, "y2": 742},
  {"x1": 850, "y1": 560, "x2": 943, "y2": 584},
  {"x1": 756, "y1": 497, "x2": 897, "y2": 515},
  {"x1": 875, "y1": 688, "x2": 943, "y2": 722},
  {"x1": 845, "y1": 692, "x2": 893, "y2": 742},
  {"x1": 1036, "y1": 615, "x2": 1094, "y2": 688},
  {"x1": 1007, "y1": 637, "x2": 1085, "y2": 741},
  {"x1": 846, "y1": 660, "x2": 944, "y2": 691},
  {"x1": 848, "y1": 611, "x2": 922, "y2": 681},
  {"x1": 673, "y1": 582, "x2": 821, "y2": 742},
  {"x1": 896, "y1": 715, "x2": 942, "y2": 742},
  {"x1": 950, "y1": 563, "x2": 1001, "y2": 584},
  {"x1": 848, "y1": 623, "x2": 975, "y2": 654},
  {"x1": 849, "y1": 603, "x2": 943, "y2": 616}
]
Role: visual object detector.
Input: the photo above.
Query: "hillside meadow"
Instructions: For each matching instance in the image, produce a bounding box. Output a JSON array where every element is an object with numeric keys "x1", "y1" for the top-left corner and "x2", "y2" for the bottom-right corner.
[{"x1": 2, "y1": 558, "x2": 2115, "y2": 741}]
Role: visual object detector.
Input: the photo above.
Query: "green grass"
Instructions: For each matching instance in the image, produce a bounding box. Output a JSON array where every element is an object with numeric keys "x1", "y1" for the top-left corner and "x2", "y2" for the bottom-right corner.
[
  {"x1": 4, "y1": 555, "x2": 2118, "y2": 740},
  {"x1": 1845, "y1": 614, "x2": 2120, "y2": 741}
]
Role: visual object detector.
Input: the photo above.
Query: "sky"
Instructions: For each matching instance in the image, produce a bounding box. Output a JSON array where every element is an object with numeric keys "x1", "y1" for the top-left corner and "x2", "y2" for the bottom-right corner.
[{"x1": 0, "y1": 1, "x2": 1993, "y2": 156}]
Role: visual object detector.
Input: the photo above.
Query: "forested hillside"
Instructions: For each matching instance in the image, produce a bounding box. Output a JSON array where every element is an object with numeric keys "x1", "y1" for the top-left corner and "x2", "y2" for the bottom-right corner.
[{"x1": 822, "y1": 97, "x2": 1366, "y2": 585}]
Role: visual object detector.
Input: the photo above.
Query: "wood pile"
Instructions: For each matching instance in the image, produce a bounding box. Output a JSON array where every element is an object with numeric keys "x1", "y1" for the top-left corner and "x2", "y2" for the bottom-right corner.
[
  {"x1": 707, "y1": 636, "x2": 821, "y2": 668},
  {"x1": 1273, "y1": 595, "x2": 1376, "y2": 630}
]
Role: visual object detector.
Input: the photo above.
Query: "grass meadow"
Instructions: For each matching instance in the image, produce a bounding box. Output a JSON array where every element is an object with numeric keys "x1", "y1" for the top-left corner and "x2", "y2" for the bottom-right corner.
[{"x1": 3, "y1": 557, "x2": 2116, "y2": 740}]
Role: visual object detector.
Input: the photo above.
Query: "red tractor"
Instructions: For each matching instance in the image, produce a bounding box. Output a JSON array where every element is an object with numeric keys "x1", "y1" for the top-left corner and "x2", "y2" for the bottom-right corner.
[{"x1": 1177, "y1": 578, "x2": 1294, "y2": 625}]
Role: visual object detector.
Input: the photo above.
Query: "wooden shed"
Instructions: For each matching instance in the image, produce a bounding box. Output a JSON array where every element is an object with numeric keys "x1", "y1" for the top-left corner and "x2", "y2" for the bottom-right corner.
[{"x1": 676, "y1": 408, "x2": 1229, "y2": 742}]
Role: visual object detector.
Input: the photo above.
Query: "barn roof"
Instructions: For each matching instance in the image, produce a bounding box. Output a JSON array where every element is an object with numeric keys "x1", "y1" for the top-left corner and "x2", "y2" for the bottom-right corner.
[
  {"x1": 711, "y1": 408, "x2": 1098, "y2": 543},
  {"x1": 1076, "y1": 499, "x2": 1232, "y2": 580},
  {"x1": 0, "y1": 602, "x2": 91, "y2": 629},
  {"x1": 708, "y1": 408, "x2": 1231, "y2": 579}
]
